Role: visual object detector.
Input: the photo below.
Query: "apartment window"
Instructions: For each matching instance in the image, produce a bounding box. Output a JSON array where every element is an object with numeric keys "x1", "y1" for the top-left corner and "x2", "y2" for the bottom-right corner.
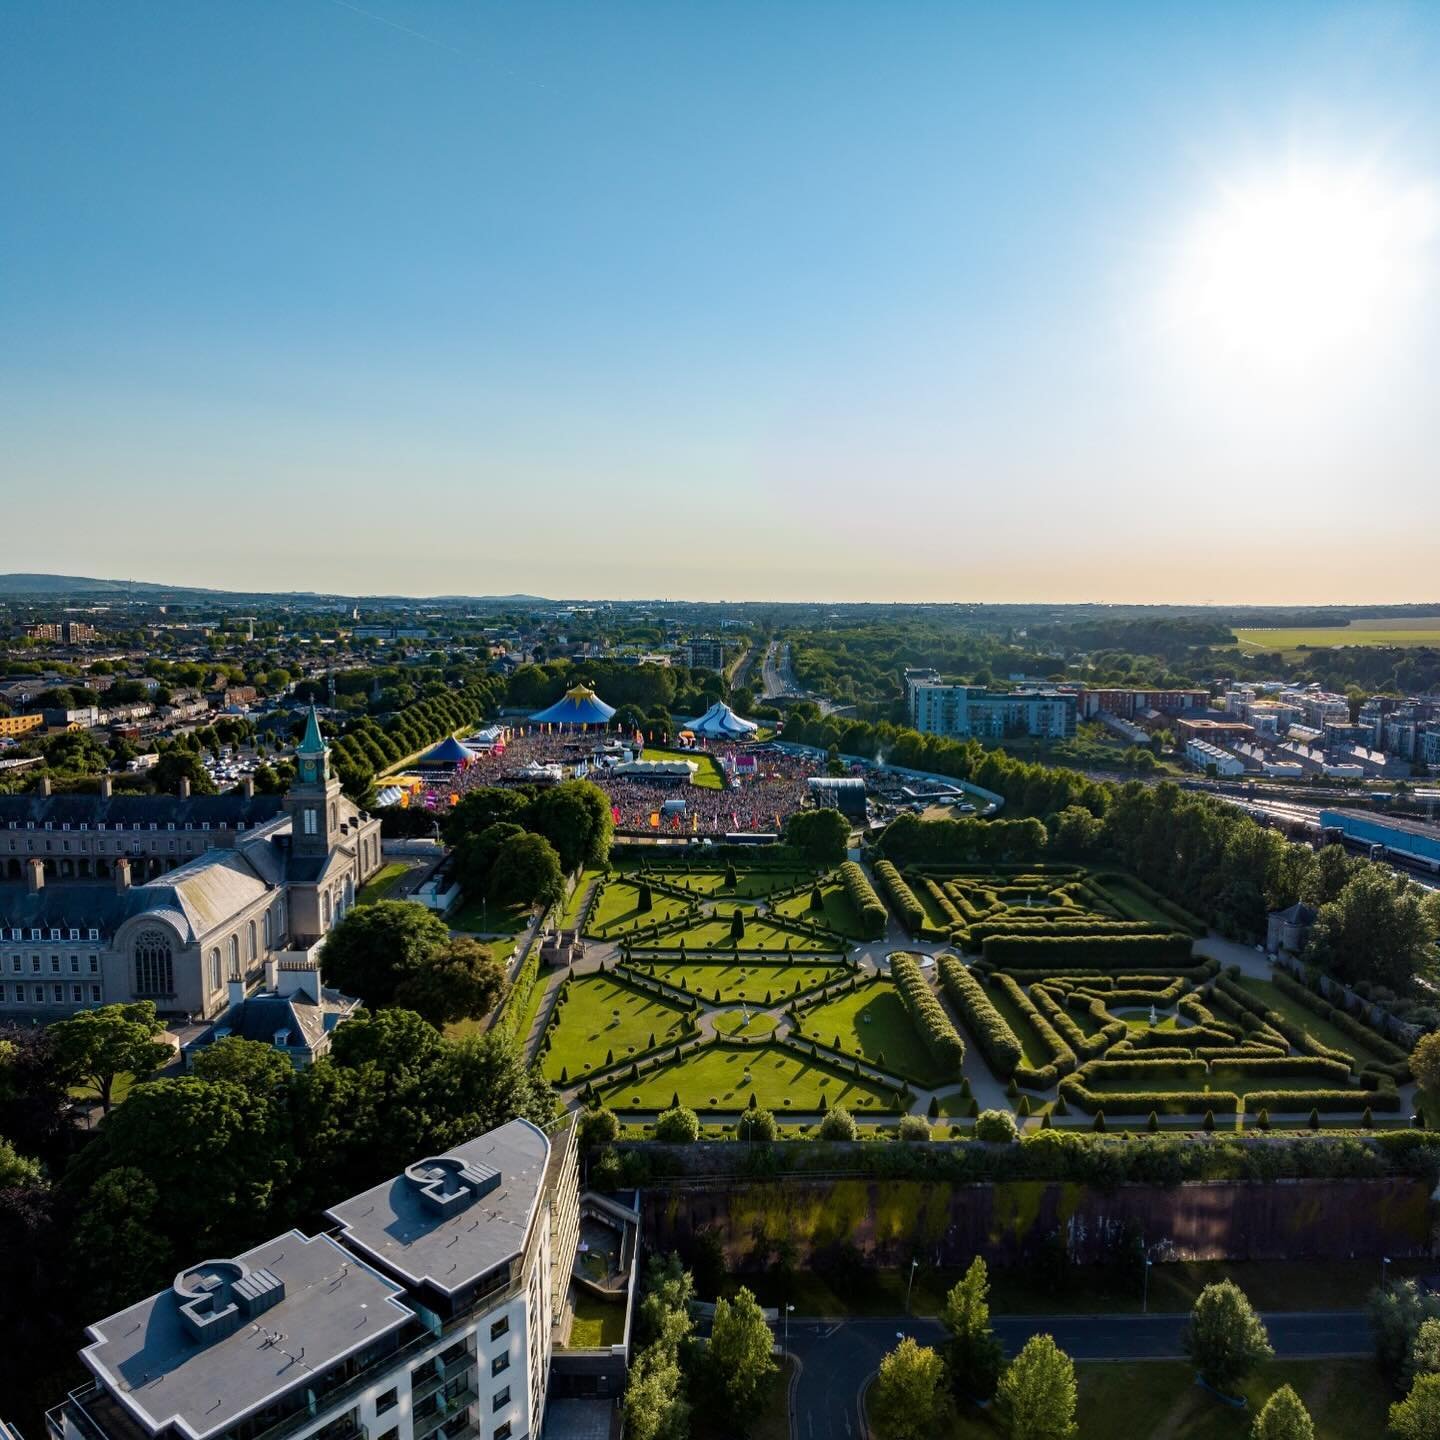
[
  {"x1": 495, "y1": 1427, "x2": 511, "y2": 1440},
  {"x1": 90, "y1": 984, "x2": 101, "y2": 1002},
  {"x1": 0, "y1": 985, "x2": 6, "y2": 1003},
  {"x1": 71, "y1": 984, "x2": 82, "y2": 1003},
  {"x1": 490, "y1": 1317, "x2": 509, "y2": 1342},
  {"x1": 13, "y1": 984, "x2": 23, "y2": 1004},
  {"x1": 50, "y1": 955, "x2": 60, "y2": 974},
  {"x1": 52, "y1": 984, "x2": 63, "y2": 1003},
  {"x1": 491, "y1": 1353, "x2": 510, "y2": 1377},
  {"x1": 89, "y1": 955, "x2": 99, "y2": 973},
  {"x1": 491, "y1": 1387, "x2": 510, "y2": 1413},
  {"x1": 375, "y1": 1388, "x2": 398, "y2": 1416},
  {"x1": 9, "y1": 957, "x2": 19, "y2": 973},
  {"x1": 30, "y1": 956, "x2": 40, "y2": 973}
]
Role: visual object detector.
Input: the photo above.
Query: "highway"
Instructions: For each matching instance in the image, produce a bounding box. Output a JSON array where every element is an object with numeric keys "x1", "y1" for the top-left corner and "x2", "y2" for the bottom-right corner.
[{"x1": 783, "y1": 1311, "x2": 1373, "y2": 1440}]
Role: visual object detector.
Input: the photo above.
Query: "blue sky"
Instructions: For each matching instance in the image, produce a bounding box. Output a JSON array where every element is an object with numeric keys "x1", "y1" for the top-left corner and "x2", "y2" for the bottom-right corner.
[{"x1": 3, "y1": 2, "x2": 1438, "y2": 601}]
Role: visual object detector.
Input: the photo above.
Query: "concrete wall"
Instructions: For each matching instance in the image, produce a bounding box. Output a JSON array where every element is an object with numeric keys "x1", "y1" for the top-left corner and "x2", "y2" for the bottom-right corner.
[{"x1": 641, "y1": 1174, "x2": 1434, "y2": 1269}]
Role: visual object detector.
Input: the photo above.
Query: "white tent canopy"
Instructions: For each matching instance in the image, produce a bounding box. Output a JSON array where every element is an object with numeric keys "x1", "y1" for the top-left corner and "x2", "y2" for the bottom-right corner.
[{"x1": 686, "y1": 700, "x2": 759, "y2": 740}]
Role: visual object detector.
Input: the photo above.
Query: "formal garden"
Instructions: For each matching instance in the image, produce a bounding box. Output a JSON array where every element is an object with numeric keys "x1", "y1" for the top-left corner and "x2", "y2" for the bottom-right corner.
[{"x1": 557, "y1": 856, "x2": 1419, "y2": 1139}]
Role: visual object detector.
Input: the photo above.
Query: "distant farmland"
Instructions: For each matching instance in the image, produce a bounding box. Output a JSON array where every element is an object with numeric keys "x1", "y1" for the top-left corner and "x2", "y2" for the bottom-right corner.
[{"x1": 1232, "y1": 617, "x2": 1440, "y2": 654}]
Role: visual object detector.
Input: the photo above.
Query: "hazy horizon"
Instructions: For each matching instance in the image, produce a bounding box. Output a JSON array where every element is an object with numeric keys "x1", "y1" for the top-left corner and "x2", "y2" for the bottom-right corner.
[{"x1": 4, "y1": 2, "x2": 1439, "y2": 602}]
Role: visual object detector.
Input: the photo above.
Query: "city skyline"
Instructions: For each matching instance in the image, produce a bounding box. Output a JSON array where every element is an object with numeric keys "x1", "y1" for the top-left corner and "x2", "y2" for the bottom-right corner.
[{"x1": 4, "y1": 2, "x2": 1439, "y2": 602}]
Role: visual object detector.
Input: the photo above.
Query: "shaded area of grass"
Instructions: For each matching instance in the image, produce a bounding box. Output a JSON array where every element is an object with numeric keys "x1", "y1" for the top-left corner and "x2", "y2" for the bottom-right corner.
[
  {"x1": 1234, "y1": 977, "x2": 1393, "y2": 1070},
  {"x1": 772, "y1": 879, "x2": 865, "y2": 938},
  {"x1": 448, "y1": 896, "x2": 532, "y2": 934},
  {"x1": 599, "y1": 1041, "x2": 899, "y2": 1113},
  {"x1": 796, "y1": 979, "x2": 945, "y2": 1085},
  {"x1": 354, "y1": 861, "x2": 414, "y2": 905},
  {"x1": 565, "y1": 1289, "x2": 627, "y2": 1349},
  {"x1": 949, "y1": 1359, "x2": 1390, "y2": 1439},
  {"x1": 542, "y1": 974, "x2": 690, "y2": 1081}
]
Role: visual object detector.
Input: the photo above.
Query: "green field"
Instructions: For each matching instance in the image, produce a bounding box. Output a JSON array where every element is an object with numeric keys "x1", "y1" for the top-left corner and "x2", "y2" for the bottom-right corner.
[
  {"x1": 541, "y1": 974, "x2": 691, "y2": 1081},
  {"x1": 355, "y1": 861, "x2": 413, "y2": 905},
  {"x1": 598, "y1": 1041, "x2": 899, "y2": 1113},
  {"x1": 797, "y1": 979, "x2": 946, "y2": 1084},
  {"x1": 448, "y1": 896, "x2": 532, "y2": 935},
  {"x1": 1233, "y1": 618, "x2": 1440, "y2": 654},
  {"x1": 947, "y1": 1359, "x2": 1389, "y2": 1440},
  {"x1": 641, "y1": 747, "x2": 727, "y2": 789},
  {"x1": 641, "y1": 959, "x2": 843, "y2": 1003}
]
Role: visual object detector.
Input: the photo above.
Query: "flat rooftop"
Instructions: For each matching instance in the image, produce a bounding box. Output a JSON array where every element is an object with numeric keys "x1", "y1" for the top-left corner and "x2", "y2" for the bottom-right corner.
[
  {"x1": 80, "y1": 1231, "x2": 411, "y2": 1440},
  {"x1": 326, "y1": 1118, "x2": 550, "y2": 1298}
]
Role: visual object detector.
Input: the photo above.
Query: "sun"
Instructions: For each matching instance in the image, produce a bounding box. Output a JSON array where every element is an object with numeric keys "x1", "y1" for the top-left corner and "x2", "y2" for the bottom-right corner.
[{"x1": 1167, "y1": 161, "x2": 1439, "y2": 373}]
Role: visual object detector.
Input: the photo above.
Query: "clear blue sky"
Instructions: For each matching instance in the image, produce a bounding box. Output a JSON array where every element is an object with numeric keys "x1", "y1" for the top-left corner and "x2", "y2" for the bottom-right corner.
[{"x1": 3, "y1": 2, "x2": 1438, "y2": 601}]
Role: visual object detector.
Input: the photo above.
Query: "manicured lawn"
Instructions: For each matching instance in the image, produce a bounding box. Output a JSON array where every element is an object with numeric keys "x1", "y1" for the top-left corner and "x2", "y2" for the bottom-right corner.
[
  {"x1": 599, "y1": 1042, "x2": 899, "y2": 1113},
  {"x1": 627, "y1": 866, "x2": 813, "y2": 900},
  {"x1": 586, "y1": 880, "x2": 692, "y2": 936},
  {"x1": 641, "y1": 747, "x2": 727, "y2": 789},
  {"x1": 948, "y1": 1360, "x2": 1390, "y2": 1439},
  {"x1": 642, "y1": 959, "x2": 844, "y2": 1003},
  {"x1": 355, "y1": 861, "x2": 413, "y2": 905},
  {"x1": 986, "y1": 982, "x2": 1055, "y2": 1069},
  {"x1": 797, "y1": 979, "x2": 946, "y2": 1084},
  {"x1": 565, "y1": 1290, "x2": 627, "y2": 1349},
  {"x1": 559, "y1": 867, "x2": 601, "y2": 929},
  {"x1": 631, "y1": 916, "x2": 836, "y2": 953},
  {"x1": 912, "y1": 878, "x2": 957, "y2": 929},
  {"x1": 772, "y1": 879, "x2": 865, "y2": 938},
  {"x1": 1234, "y1": 977, "x2": 1392, "y2": 1069},
  {"x1": 448, "y1": 896, "x2": 532, "y2": 934},
  {"x1": 713, "y1": 1010, "x2": 778, "y2": 1038},
  {"x1": 1092, "y1": 874, "x2": 1182, "y2": 929},
  {"x1": 541, "y1": 975, "x2": 691, "y2": 1082}
]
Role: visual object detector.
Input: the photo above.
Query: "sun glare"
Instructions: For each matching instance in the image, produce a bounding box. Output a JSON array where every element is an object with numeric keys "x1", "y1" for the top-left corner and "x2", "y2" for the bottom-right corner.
[{"x1": 1168, "y1": 162, "x2": 1439, "y2": 373}]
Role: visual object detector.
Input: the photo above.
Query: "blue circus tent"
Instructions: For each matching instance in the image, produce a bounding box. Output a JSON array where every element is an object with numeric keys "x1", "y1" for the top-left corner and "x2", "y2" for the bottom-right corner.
[
  {"x1": 529, "y1": 685, "x2": 617, "y2": 726},
  {"x1": 418, "y1": 735, "x2": 475, "y2": 766}
]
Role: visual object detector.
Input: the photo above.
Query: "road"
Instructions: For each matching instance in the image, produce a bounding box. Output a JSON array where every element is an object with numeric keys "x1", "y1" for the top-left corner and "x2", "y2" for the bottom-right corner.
[{"x1": 783, "y1": 1311, "x2": 1372, "y2": 1439}]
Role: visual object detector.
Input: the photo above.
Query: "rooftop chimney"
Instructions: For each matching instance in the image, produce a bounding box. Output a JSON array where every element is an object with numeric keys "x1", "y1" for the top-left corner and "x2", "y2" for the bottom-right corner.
[
  {"x1": 178, "y1": 776, "x2": 191, "y2": 800},
  {"x1": 99, "y1": 774, "x2": 114, "y2": 799},
  {"x1": 26, "y1": 858, "x2": 44, "y2": 894},
  {"x1": 240, "y1": 776, "x2": 255, "y2": 800},
  {"x1": 114, "y1": 858, "x2": 132, "y2": 893},
  {"x1": 38, "y1": 776, "x2": 52, "y2": 798}
]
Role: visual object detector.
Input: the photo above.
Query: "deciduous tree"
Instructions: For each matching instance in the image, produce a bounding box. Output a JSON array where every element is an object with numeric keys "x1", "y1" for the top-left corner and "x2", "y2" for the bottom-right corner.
[
  {"x1": 997, "y1": 1334, "x2": 1078, "y2": 1440},
  {"x1": 869, "y1": 1336, "x2": 951, "y2": 1440},
  {"x1": 50, "y1": 1002, "x2": 172, "y2": 1113},
  {"x1": 1184, "y1": 1281, "x2": 1273, "y2": 1394}
]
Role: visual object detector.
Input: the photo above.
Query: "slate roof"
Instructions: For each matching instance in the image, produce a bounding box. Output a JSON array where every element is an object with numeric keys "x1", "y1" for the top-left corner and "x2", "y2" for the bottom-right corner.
[{"x1": 0, "y1": 792, "x2": 284, "y2": 830}]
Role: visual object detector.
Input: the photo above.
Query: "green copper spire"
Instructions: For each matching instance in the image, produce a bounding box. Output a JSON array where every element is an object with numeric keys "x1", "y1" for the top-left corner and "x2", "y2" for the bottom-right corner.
[{"x1": 297, "y1": 705, "x2": 327, "y2": 757}]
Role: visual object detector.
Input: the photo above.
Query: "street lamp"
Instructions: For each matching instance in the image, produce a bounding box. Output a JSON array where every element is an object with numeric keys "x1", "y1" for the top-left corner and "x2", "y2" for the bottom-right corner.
[
  {"x1": 1383, "y1": 1256, "x2": 1393, "y2": 1289},
  {"x1": 1142, "y1": 1256, "x2": 1153, "y2": 1314},
  {"x1": 906, "y1": 1258, "x2": 919, "y2": 1315},
  {"x1": 785, "y1": 1303, "x2": 794, "y2": 1350}
]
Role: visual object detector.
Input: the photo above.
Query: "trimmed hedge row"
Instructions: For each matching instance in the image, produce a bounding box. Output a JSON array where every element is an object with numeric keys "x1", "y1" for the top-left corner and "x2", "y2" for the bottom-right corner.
[
  {"x1": 1245, "y1": 1088, "x2": 1402, "y2": 1115},
  {"x1": 1059, "y1": 1075, "x2": 1231, "y2": 1115},
  {"x1": 873, "y1": 860, "x2": 925, "y2": 935},
  {"x1": 939, "y1": 957, "x2": 1023, "y2": 1076},
  {"x1": 1082, "y1": 1057, "x2": 1209, "y2": 1084},
  {"x1": 1087, "y1": 872, "x2": 1207, "y2": 937},
  {"x1": 890, "y1": 951, "x2": 966, "y2": 1076},
  {"x1": 1213, "y1": 976, "x2": 1354, "y2": 1068},
  {"x1": 1214, "y1": 1055, "x2": 1355, "y2": 1081},
  {"x1": 916, "y1": 875, "x2": 963, "y2": 929},
  {"x1": 1124, "y1": 1025, "x2": 1239, "y2": 1051},
  {"x1": 994, "y1": 973, "x2": 1077, "y2": 1089},
  {"x1": 966, "y1": 918, "x2": 1165, "y2": 944},
  {"x1": 1032, "y1": 985, "x2": 1125, "y2": 1059},
  {"x1": 981, "y1": 933, "x2": 1194, "y2": 968},
  {"x1": 841, "y1": 861, "x2": 888, "y2": 939}
]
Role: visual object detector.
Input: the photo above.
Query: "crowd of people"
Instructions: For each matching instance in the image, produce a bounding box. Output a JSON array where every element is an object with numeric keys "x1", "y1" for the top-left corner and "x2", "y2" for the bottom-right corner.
[{"x1": 404, "y1": 727, "x2": 822, "y2": 834}]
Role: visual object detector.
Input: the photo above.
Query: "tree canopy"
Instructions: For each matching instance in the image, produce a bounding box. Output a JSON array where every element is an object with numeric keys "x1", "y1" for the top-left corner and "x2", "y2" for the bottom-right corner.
[
  {"x1": 1184, "y1": 1281, "x2": 1274, "y2": 1394},
  {"x1": 869, "y1": 1336, "x2": 951, "y2": 1440}
]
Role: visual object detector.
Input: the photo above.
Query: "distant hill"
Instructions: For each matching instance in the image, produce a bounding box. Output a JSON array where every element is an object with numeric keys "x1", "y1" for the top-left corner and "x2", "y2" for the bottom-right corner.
[{"x1": 0, "y1": 573, "x2": 555, "y2": 605}]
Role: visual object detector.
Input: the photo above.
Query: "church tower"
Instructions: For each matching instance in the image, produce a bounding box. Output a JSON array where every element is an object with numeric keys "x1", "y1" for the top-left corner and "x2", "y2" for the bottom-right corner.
[{"x1": 285, "y1": 706, "x2": 343, "y2": 858}]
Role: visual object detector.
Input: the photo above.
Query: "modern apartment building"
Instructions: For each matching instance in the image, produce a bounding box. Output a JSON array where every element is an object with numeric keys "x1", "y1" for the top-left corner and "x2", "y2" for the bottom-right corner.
[
  {"x1": 911, "y1": 684, "x2": 1077, "y2": 741},
  {"x1": 49, "y1": 1118, "x2": 581, "y2": 1440}
]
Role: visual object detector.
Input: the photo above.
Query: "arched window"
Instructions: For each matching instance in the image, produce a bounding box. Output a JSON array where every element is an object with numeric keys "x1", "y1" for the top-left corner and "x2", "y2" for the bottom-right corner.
[
  {"x1": 210, "y1": 948, "x2": 222, "y2": 993},
  {"x1": 263, "y1": 908, "x2": 272, "y2": 948},
  {"x1": 322, "y1": 892, "x2": 332, "y2": 928},
  {"x1": 134, "y1": 930, "x2": 174, "y2": 997},
  {"x1": 329, "y1": 802, "x2": 338, "y2": 833},
  {"x1": 247, "y1": 920, "x2": 257, "y2": 962},
  {"x1": 227, "y1": 935, "x2": 240, "y2": 981}
]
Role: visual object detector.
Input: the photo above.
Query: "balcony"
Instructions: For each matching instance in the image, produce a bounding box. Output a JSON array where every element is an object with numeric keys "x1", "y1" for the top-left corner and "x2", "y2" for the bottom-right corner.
[
  {"x1": 412, "y1": 1389, "x2": 478, "y2": 1440},
  {"x1": 410, "y1": 1353, "x2": 476, "y2": 1405}
]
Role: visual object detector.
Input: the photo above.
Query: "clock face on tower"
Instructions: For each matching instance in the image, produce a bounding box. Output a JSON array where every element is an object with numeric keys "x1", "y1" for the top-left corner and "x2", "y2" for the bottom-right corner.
[{"x1": 301, "y1": 759, "x2": 317, "y2": 783}]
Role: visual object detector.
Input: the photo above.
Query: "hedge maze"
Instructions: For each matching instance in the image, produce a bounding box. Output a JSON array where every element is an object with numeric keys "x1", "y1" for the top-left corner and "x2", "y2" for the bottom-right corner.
[{"x1": 907, "y1": 864, "x2": 1408, "y2": 1125}]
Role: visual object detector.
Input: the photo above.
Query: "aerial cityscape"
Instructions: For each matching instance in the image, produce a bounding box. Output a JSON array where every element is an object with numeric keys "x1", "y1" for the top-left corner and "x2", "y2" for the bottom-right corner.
[{"x1": 4, "y1": 5, "x2": 1440, "y2": 1440}]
